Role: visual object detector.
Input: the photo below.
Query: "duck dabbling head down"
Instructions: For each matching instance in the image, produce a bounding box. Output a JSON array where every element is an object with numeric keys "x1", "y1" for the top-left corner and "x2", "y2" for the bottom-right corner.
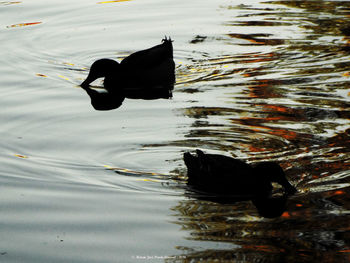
[
  {"x1": 80, "y1": 37, "x2": 175, "y2": 91},
  {"x1": 184, "y1": 149, "x2": 297, "y2": 198},
  {"x1": 81, "y1": 59, "x2": 120, "y2": 89}
]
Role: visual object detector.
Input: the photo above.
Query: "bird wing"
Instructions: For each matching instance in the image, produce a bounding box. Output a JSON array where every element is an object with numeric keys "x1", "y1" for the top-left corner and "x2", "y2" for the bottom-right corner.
[
  {"x1": 121, "y1": 41, "x2": 173, "y2": 70},
  {"x1": 199, "y1": 153, "x2": 252, "y2": 177}
]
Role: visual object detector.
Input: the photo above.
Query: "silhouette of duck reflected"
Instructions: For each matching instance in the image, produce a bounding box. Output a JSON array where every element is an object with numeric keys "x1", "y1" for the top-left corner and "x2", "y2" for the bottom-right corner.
[
  {"x1": 82, "y1": 83, "x2": 173, "y2": 111},
  {"x1": 82, "y1": 88, "x2": 125, "y2": 111},
  {"x1": 184, "y1": 149, "x2": 297, "y2": 198},
  {"x1": 252, "y1": 194, "x2": 289, "y2": 218}
]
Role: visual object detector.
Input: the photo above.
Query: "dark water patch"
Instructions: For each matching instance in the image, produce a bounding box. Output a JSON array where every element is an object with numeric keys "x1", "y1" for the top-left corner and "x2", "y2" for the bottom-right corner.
[
  {"x1": 189, "y1": 35, "x2": 207, "y2": 44},
  {"x1": 228, "y1": 20, "x2": 292, "y2": 27},
  {"x1": 227, "y1": 33, "x2": 285, "y2": 46}
]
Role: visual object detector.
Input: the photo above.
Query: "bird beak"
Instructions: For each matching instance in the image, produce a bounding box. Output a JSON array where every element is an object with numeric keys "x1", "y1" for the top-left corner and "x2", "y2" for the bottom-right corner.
[{"x1": 80, "y1": 74, "x2": 95, "y2": 89}]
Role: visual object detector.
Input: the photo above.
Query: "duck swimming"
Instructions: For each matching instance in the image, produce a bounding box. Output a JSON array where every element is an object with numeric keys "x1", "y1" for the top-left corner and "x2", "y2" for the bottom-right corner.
[
  {"x1": 184, "y1": 149, "x2": 297, "y2": 198},
  {"x1": 80, "y1": 37, "x2": 175, "y2": 95}
]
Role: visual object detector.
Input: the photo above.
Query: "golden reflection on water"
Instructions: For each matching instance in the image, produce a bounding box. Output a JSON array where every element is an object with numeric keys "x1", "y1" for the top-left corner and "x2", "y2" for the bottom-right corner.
[
  {"x1": 166, "y1": 0, "x2": 350, "y2": 261},
  {"x1": 0, "y1": 1, "x2": 21, "y2": 5}
]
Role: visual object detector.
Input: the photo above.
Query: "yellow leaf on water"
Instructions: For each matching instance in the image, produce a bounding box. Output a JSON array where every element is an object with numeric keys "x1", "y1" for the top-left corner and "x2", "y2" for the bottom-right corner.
[
  {"x1": 14, "y1": 154, "x2": 28, "y2": 159},
  {"x1": 7, "y1": 22, "x2": 42, "y2": 28},
  {"x1": 97, "y1": 0, "x2": 131, "y2": 3}
]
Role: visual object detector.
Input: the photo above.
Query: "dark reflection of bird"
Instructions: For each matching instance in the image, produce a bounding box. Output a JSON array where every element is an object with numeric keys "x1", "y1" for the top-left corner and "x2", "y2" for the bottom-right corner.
[
  {"x1": 82, "y1": 84, "x2": 172, "y2": 111},
  {"x1": 82, "y1": 88, "x2": 125, "y2": 111},
  {"x1": 81, "y1": 37, "x2": 175, "y2": 95},
  {"x1": 252, "y1": 195, "x2": 289, "y2": 218},
  {"x1": 184, "y1": 149, "x2": 297, "y2": 199}
]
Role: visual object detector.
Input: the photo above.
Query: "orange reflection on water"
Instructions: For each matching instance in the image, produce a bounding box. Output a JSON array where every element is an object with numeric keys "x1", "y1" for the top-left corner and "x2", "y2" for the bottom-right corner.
[
  {"x1": 268, "y1": 129, "x2": 297, "y2": 140},
  {"x1": 281, "y1": 212, "x2": 291, "y2": 218},
  {"x1": 263, "y1": 105, "x2": 291, "y2": 114},
  {"x1": 7, "y1": 22, "x2": 42, "y2": 28},
  {"x1": 97, "y1": 0, "x2": 130, "y2": 3},
  {"x1": 14, "y1": 154, "x2": 28, "y2": 159},
  {"x1": 248, "y1": 145, "x2": 271, "y2": 153}
]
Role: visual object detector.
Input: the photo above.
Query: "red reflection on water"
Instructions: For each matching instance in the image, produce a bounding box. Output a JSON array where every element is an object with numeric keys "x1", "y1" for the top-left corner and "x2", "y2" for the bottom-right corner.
[{"x1": 267, "y1": 128, "x2": 298, "y2": 141}]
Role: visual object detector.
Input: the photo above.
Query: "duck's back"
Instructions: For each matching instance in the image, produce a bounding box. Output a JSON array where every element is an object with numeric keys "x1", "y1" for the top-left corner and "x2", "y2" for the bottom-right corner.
[
  {"x1": 184, "y1": 150, "x2": 257, "y2": 194},
  {"x1": 121, "y1": 38, "x2": 173, "y2": 69},
  {"x1": 117, "y1": 38, "x2": 175, "y2": 88}
]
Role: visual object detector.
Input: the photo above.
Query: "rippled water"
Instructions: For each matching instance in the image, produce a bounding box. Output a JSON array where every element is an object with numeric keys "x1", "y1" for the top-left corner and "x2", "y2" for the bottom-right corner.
[{"x1": 1, "y1": 0, "x2": 350, "y2": 262}]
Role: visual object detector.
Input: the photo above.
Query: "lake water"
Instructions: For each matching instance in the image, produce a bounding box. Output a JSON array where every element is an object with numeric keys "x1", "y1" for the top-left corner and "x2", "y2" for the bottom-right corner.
[{"x1": 1, "y1": 0, "x2": 350, "y2": 262}]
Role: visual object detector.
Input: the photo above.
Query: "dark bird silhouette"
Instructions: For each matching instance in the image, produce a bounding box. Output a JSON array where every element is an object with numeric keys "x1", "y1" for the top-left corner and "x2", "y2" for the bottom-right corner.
[
  {"x1": 80, "y1": 37, "x2": 175, "y2": 110},
  {"x1": 184, "y1": 149, "x2": 297, "y2": 198},
  {"x1": 184, "y1": 149, "x2": 297, "y2": 218},
  {"x1": 81, "y1": 37, "x2": 175, "y2": 95}
]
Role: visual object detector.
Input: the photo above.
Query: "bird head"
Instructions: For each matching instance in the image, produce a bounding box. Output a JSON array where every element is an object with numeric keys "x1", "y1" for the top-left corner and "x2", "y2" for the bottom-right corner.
[
  {"x1": 81, "y1": 59, "x2": 120, "y2": 88},
  {"x1": 253, "y1": 162, "x2": 297, "y2": 195}
]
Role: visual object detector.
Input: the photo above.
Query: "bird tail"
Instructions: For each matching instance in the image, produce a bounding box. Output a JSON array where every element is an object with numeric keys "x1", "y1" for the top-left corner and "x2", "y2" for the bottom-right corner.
[
  {"x1": 161, "y1": 36, "x2": 173, "y2": 59},
  {"x1": 162, "y1": 35, "x2": 173, "y2": 43}
]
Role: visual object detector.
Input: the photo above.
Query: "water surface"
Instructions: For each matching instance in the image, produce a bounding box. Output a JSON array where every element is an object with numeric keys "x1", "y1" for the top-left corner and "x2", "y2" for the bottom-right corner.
[{"x1": 1, "y1": 0, "x2": 350, "y2": 262}]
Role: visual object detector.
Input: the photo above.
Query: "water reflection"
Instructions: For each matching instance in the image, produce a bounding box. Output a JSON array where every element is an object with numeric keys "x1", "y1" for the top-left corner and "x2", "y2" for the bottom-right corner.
[
  {"x1": 185, "y1": 190, "x2": 290, "y2": 219},
  {"x1": 82, "y1": 84, "x2": 173, "y2": 110},
  {"x1": 164, "y1": 0, "x2": 350, "y2": 261},
  {"x1": 81, "y1": 37, "x2": 175, "y2": 110},
  {"x1": 82, "y1": 87, "x2": 125, "y2": 111}
]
